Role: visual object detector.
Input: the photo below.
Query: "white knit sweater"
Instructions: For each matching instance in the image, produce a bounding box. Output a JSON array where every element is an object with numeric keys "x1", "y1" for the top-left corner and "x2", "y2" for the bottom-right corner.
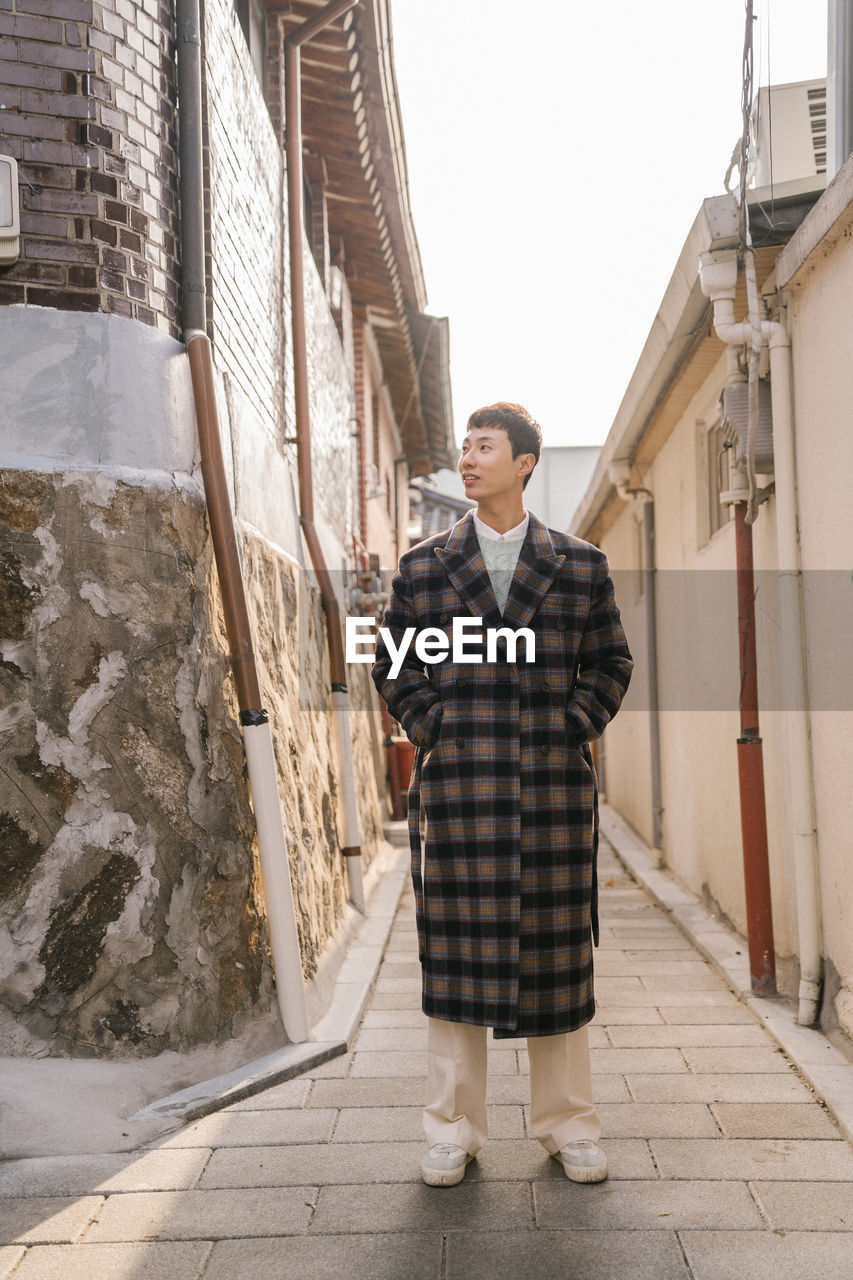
[{"x1": 475, "y1": 530, "x2": 525, "y2": 616}]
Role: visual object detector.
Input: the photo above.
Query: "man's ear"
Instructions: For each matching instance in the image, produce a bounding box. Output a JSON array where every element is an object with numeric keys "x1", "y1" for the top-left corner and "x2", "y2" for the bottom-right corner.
[{"x1": 519, "y1": 453, "x2": 535, "y2": 477}]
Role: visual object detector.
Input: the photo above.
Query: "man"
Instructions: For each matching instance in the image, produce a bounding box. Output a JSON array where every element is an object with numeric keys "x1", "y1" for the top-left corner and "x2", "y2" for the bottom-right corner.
[{"x1": 372, "y1": 402, "x2": 632, "y2": 1187}]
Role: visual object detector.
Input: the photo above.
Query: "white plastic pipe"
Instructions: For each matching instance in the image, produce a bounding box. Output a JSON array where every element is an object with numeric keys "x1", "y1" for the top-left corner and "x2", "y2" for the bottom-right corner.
[
  {"x1": 331, "y1": 690, "x2": 365, "y2": 912},
  {"x1": 243, "y1": 721, "x2": 310, "y2": 1043},
  {"x1": 698, "y1": 251, "x2": 822, "y2": 1025},
  {"x1": 766, "y1": 334, "x2": 822, "y2": 1024}
]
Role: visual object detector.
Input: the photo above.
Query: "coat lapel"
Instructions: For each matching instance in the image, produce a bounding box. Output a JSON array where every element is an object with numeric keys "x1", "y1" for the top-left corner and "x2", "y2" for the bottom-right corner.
[
  {"x1": 433, "y1": 510, "x2": 503, "y2": 627},
  {"x1": 433, "y1": 509, "x2": 565, "y2": 630},
  {"x1": 502, "y1": 511, "x2": 566, "y2": 631}
]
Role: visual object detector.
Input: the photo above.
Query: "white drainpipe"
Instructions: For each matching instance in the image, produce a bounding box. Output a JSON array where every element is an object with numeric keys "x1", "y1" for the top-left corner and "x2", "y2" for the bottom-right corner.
[
  {"x1": 698, "y1": 249, "x2": 821, "y2": 1026},
  {"x1": 331, "y1": 689, "x2": 365, "y2": 911}
]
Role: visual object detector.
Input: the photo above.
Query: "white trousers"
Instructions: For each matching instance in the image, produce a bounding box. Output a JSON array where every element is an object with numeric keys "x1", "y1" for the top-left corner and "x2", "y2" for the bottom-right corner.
[{"x1": 423, "y1": 1016, "x2": 601, "y2": 1156}]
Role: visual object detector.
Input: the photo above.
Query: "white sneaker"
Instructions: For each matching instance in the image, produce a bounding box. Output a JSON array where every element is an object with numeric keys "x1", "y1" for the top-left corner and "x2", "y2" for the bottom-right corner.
[
  {"x1": 420, "y1": 1142, "x2": 475, "y2": 1187},
  {"x1": 555, "y1": 1139, "x2": 608, "y2": 1183}
]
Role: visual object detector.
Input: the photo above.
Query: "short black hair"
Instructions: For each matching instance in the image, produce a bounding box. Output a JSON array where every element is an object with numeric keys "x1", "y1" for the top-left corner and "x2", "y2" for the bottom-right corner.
[{"x1": 466, "y1": 402, "x2": 542, "y2": 490}]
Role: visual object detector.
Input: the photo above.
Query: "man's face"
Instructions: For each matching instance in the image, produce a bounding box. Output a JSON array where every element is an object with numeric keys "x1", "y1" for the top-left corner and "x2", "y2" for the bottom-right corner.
[{"x1": 458, "y1": 426, "x2": 534, "y2": 502}]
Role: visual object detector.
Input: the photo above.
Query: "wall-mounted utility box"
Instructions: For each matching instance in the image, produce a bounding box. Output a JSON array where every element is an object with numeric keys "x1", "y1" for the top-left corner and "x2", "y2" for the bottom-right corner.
[
  {"x1": 720, "y1": 381, "x2": 775, "y2": 473},
  {"x1": 0, "y1": 155, "x2": 21, "y2": 265}
]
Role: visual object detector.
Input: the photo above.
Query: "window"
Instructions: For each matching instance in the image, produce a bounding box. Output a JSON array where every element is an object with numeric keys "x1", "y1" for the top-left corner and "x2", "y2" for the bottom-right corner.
[
  {"x1": 234, "y1": 0, "x2": 267, "y2": 93},
  {"x1": 702, "y1": 415, "x2": 734, "y2": 543}
]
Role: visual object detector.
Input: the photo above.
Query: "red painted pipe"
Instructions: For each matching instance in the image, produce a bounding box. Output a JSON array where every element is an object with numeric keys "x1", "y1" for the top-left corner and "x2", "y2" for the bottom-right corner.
[{"x1": 734, "y1": 503, "x2": 776, "y2": 995}]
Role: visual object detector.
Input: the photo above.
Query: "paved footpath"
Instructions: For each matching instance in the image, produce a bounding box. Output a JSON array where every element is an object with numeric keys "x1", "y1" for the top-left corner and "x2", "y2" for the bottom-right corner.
[{"x1": 3, "y1": 840, "x2": 853, "y2": 1279}]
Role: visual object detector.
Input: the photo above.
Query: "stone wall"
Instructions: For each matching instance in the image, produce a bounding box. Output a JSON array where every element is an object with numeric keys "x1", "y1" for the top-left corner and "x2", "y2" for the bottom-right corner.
[{"x1": 0, "y1": 461, "x2": 388, "y2": 1057}]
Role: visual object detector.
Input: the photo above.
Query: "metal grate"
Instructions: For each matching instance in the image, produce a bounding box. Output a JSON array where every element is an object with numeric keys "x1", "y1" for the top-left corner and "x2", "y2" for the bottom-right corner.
[
  {"x1": 807, "y1": 85, "x2": 827, "y2": 174},
  {"x1": 720, "y1": 381, "x2": 775, "y2": 473}
]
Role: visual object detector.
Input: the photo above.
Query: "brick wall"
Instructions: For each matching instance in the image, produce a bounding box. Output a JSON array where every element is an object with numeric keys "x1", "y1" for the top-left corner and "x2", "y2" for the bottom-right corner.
[
  {"x1": 203, "y1": 0, "x2": 354, "y2": 548},
  {"x1": 202, "y1": 0, "x2": 285, "y2": 444},
  {"x1": 0, "y1": 0, "x2": 180, "y2": 331}
]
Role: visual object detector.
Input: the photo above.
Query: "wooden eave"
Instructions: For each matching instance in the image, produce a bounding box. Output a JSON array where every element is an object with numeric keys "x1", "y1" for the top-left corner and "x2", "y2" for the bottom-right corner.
[{"x1": 280, "y1": 0, "x2": 453, "y2": 470}]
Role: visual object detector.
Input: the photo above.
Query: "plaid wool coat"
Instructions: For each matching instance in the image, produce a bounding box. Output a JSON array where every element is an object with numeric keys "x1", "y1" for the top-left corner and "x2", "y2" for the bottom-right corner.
[{"x1": 372, "y1": 508, "x2": 633, "y2": 1037}]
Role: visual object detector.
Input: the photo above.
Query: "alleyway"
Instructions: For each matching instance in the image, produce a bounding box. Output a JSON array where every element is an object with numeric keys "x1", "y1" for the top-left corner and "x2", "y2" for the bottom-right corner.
[{"x1": 2, "y1": 841, "x2": 853, "y2": 1279}]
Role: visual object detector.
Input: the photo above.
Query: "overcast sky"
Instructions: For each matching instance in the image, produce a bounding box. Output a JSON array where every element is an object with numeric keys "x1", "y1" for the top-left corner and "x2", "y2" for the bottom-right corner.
[{"x1": 389, "y1": 1, "x2": 828, "y2": 448}]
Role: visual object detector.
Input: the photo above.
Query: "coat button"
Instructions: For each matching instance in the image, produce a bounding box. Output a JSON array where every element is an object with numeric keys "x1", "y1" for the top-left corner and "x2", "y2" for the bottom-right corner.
[
  {"x1": 439, "y1": 612, "x2": 450, "y2": 623},
  {"x1": 540, "y1": 743, "x2": 550, "y2": 756},
  {"x1": 456, "y1": 677, "x2": 467, "y2": 688},
  {"x1": 555, "y1": 620, "x2": 567, "y2": 631},
  {"x1": 536, "y1": 682, "x2": 550, "y2": 692},
  {"x1": 455, "y1": 737, "x2": 465, "y2": 749}
]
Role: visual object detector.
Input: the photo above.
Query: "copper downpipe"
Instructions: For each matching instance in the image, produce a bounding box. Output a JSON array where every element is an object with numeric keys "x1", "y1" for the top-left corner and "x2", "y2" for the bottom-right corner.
[
  {"x1": 285, "y1": 1, "x2": 363, "y2": 874},
  {"x1": 734, "y1": 502, "x2": 776, "y2": 995},
  {"x1": 177, "y1": 0, "x2": 309, "y2": 1041},
  {"x1": 187, "y1": 337, "x2": 262, "y2": 714},
  {"x1": 186, "y1": 333, "x2": 310, "y2": 1043}
]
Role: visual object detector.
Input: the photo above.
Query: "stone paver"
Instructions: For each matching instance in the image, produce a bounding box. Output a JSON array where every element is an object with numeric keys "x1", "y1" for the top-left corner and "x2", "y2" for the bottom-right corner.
[
  {"x1": 200, "y1": 1142, "x2": 427, "y2": 1188},
  {"x1": 0, "y1": 1150, "x2": 208, "y2": 1197},
  {"x1": 308, "y1": 1077, "x2": 425, "y2": 1108},
  {"x1": 591, "y1": 1006, "x2": 666, "y2": 1024},
  {"x1": 6, "y1": 844, "x2": 852, "y2": 1278},
  {"x1": 446, "y1": 1230, "x2": 690, "y2": 1279},
  {"x1": 333, "y1": 1104, "x2": 524, "y2": 1142},
  {"x1": 310, "y1": 1182, "x2": 533, "y2": 1233},
  {"x1": 0, "y1": 1248, "x2": 25, "y2": 1279},
  {"x1": 351, "y1": 1048, "x2": 518, "y2": 1077},
  {"x1": 751, "y1": 1180, "x2": 853, "y2": 1230},
  {"x1": 224, "y1": 1079, "x2": 310, "y2": 1110},
  {"x1": 627, "y1": 1072, "x2": 812, "y2": 1102},
  {"x1": 681, "y1": 1231, "x2": 853, "y2": 1280},
  {"x1": 607, "y1": 1024, "x2": 768, "y2": 1048},
  {"x1": 651, "y1": 1136, "x2": 853, "y2": 1180},
  {"x1": 589, "y1": 1048, "x2": 689, "y2": 1073},
  {"x1": 594, "y1": 1103, "x2": 720, "y2": 1137},
  {"x1": 653, "y1": 1003, "x2": 753, "y2": 1024},
  {"x1": 360, "y1": 1009, "x2": 428, "y2": 1028},
  {"x1": 352, "y1": 1027, "x2": 428, "y2": 1051},
  {"x1": 0, "y1": 1198, "x2": 103, "y2": 1245},
  {"x1": 84, "y1": 1187, "x2": 316, "y2": 1241},
  {"x1": 204, "y1": 1234, "x2": 442, "y2": 1280},
  {"x1": 655, "y1": 1006, "x2": 757, "y2": 1023},
  {"x1": 151, "y1": 1108, "x2": 336, "y2": 1148},
  {"x1": 533, "y1": 1179, "x2": 762, "y2": 1230},
  {"x1": 681, "y1": 1045, "x2": 794, "y2": 1073},
  {"x1": 711, "y1": 1102, "x2": 841, "y2": 1138},
  {"x1": 9, "y1": 1242, "x2": 212, "y2": 1279}
]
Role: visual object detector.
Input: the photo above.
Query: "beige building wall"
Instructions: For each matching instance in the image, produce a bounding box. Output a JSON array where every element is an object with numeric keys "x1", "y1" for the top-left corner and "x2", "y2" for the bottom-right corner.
[
  {"x1": 599, "y1": 355, "x2": 800, "y2": 977},
  {"x1": 582, "y1": 169, "x2": 853, "y2": 1043},
  {"x1": 600, "y1": 511, "x2": 655, "y2": 848},
  {"x1": 784, "y1": 232, "x2": 853, "y2": 1037}
]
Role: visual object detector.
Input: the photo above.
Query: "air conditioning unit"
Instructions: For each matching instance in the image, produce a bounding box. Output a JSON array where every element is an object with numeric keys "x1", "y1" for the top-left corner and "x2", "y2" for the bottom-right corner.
[
  {"x1": 750, "y1": 78, "x2": 827, "y2": 187},
  {"x1": 720, "y1": 382, "x2": 774, "y2": 473}
]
